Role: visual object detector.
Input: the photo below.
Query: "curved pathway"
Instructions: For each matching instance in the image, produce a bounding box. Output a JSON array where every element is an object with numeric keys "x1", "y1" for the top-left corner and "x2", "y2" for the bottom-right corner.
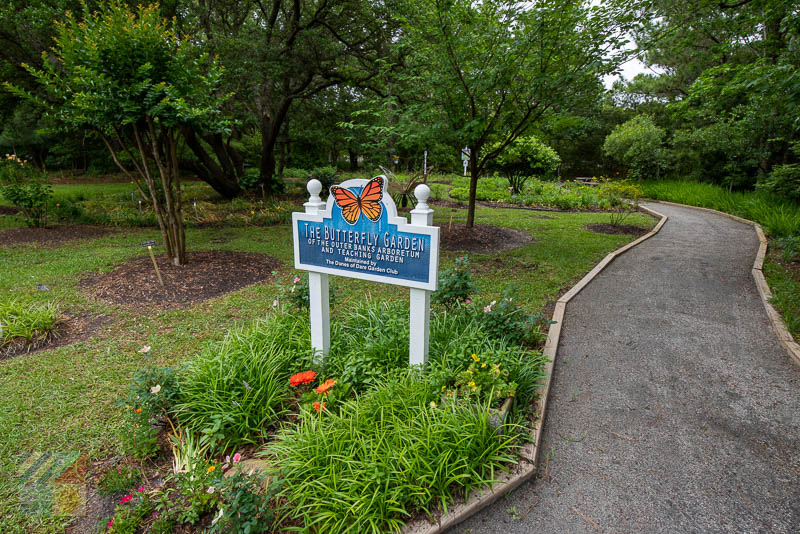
[{"x1": 450, "y1": 202, "x2": 800, "y2": 534}]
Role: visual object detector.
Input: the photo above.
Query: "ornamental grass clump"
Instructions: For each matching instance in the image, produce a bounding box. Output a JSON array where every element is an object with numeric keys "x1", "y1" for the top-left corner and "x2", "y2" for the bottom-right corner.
[
  {"x1": 268, "y1": 372, "x2": 519, "y2": 533},
  {"x1": 0, "y1": 298, "x2": 61, "y2": 349},
  {"x1": 175, "y1": 313, "x2": 313, "y2": 451}
]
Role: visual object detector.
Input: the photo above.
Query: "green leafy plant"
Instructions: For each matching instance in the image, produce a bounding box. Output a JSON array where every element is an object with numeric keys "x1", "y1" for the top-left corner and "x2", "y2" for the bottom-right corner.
[
  {"x1": 268, "y1": 372, "x2": 519, "y2": 533},
  {"x1": 776, "y1": 235, "x2": 800, "y2": 263},
  {"x1": 478, "y1": 286, "x2": 550, "y2": 346},
  {"x1": 98, "y1": 466, "x2": 140, "y2": 496},
  {"x1": 117, "y1": 366, "x2": 179, "y2": 460},
  {"x1": 0, "y1": 154, "x2": 52, "y2": 227},
  {"x1": 209, "y1": 470, "x2": 278, "y2": 533},
  {"x1": 278, "y1": 272, "x2": 338, "y2": 311},
  {"x1": 106, "y1": 488, "x2": 153, "y2": 534},
  {"x1": 599, "y1": 179, "x2": 642, "y2": 226},
  {"x1": 432, "y1": 256, "x2": 476, "y2": 309},
  {"x1": 175, "y1": 314, "x2": 311, "y2": 451},
  {"x1": 154, "y1": 461, "x2": 220, "y2": 526},
  {"x1": 445, "y1": 352, "x2": 517, "y2": 405},
  {"x1": 486, "y1": 136, "x2": 561, "y2": 194},
  {"x1": 118, "y1": 401, "x2": 160, "y2": 461},
  {"x1": 0, "y1": 299, "x2": 61, "y2": 348},
  {"x1": 603, "y1": 115, "x2": 667, "y2": 180}
]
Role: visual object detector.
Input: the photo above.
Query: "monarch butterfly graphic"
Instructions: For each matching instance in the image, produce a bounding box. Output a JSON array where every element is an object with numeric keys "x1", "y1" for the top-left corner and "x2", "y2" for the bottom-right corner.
[{"x1": 330, "y1": 177, "x2": 384, "y2": 225}]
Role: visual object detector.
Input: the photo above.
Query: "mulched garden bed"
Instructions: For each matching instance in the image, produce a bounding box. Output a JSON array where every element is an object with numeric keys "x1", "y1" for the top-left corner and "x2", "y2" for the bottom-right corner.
[
  {"x1": 0, "y1": 313, "x2": 110, "y2": 362},
  {"x1": 585, "y1": 223, "x2": 650, "y2": 236},
  {"x1": 0, "y1": 225, "x2": 116, "y2": 246},
  {"x1": 84, "y1": 250, "x2": 281, "y2": 309},
  {"x1": 435, "y1": 222, "x2": 531, "y2": 253}
]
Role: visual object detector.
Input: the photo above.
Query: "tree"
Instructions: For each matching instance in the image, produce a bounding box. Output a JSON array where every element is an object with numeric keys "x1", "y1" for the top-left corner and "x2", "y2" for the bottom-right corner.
[
  {"x1": 9, "y1": 1, "x2": 231, "y2": 265},
  {"x1": 603, "y1": 115, "x2": 666, "y2": 180},
  {"x1": 398, "y1": 0, "x2": 631, "y2": 226}
]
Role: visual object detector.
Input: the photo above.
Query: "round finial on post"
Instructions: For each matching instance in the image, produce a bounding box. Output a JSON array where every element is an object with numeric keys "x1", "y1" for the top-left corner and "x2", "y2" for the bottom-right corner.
[
  {"x1": 414, "y1": 184, "x2": 431, "y2": 210},
  {"x1": 307, "y1": 179, "x2": 323, "y2": 203}
]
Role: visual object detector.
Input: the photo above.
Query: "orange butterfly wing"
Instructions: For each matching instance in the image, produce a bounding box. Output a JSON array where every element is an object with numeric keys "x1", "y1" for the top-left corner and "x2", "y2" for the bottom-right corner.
[
  {"x1": 359, "y1": 177, "x2": 384, "y2": 222},
  {"x1": 330, "y1": 177, "x2": 384, "y2": 225},
  {"x1": 330, "y1": 186, "x2": 361, "y2": 225}
]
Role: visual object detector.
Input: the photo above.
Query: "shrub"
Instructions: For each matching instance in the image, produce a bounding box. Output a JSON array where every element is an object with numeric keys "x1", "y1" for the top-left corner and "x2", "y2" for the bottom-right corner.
[
  {"x1": 0, "y1": 154, "x2": 52, "y2": 227},
  {"x1": 175, "y1": 314, "x2": 312, "y2": 451},
  {"x1": 486, "y1": 136, "x2": 561, "y2": 193},
  {"x1": 603, "y1": 115, "x2": 666, "y2": 180},
  {"x1": 478, "y1": 287, "x2": 550, "y2": 347},
  {"x1": 208, "y1": 470, "x2": 277, "y2": 534},
  {"x1": 599, "y1": 179, "x2": 642, "y2": 226},
  {"x1": 432, "y1": 255, "x2": 476, "y2": 308},
  {"x1": 278, "y1": 272, "x2": 338, "y2": 311},
  {"x1": 759, "y1": 163, "x2": 800, "y2": 201},
  {"x1": 310, "y1": 166, "x2": 339, "y2": 193},
  {"x1": 268, "y1": 372, "x2": 519, "y2": 533},
  {"x1": 776, "y1": 235, "x2": 800, "y2": 262}
]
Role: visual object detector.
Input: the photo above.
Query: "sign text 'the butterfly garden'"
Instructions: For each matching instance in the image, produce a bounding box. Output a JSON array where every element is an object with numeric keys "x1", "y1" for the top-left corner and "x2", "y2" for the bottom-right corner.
[{"x1": 292, "y1": 176, "x2": 439, "y2": 290}]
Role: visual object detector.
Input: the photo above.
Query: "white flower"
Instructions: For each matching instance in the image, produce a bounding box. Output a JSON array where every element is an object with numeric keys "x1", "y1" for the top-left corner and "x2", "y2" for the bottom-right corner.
[
  {"x1": 138, "y1": 345, "x2": 151, "y2": 354},
  {"x1": 150, "y1": 384, "x2": 161, "y2": 395},
  {"x1": 206, "y1": 486, "x2": 215, "y2": 494}
]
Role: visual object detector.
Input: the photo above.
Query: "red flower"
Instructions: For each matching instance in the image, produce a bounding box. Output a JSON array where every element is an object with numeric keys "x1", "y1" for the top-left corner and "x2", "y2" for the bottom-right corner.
[
  {"x1": 120, "y1": 494, "x2": 133, "y2": 504},
  {"x1": 315, "y1": 379, "x2": 336, "y2": 395},
  {"x1": 289, "y1": 370, "x2": 317, "y2": 387},
  {"x1": 313, "y1": 401, "x2": 326, "y2": 412}
]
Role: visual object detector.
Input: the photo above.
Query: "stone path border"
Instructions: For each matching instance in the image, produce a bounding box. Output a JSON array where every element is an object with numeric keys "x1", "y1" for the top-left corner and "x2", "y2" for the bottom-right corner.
[
  {"x1": 402, "y1": 205, "x2": 668, "y2": 534},
  {"x1": 653, "y1": 200, "x2": 800, "y2": 367}
]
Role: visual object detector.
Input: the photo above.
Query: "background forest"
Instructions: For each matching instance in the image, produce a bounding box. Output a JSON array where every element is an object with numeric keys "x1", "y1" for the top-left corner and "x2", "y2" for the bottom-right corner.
[{"x1": 0, "y1": 0, "x2": 798, "y2": 197}]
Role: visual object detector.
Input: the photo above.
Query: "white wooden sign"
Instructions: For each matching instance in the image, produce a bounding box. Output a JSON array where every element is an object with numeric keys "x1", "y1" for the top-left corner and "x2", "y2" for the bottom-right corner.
[{"x1": 292, "y1": 176, "x2": 440, "y2": 365}]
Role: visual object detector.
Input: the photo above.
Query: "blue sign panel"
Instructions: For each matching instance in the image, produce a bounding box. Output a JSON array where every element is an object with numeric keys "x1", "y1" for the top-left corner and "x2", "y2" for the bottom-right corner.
[{"x1": 293, "y1": 177, "x2": 439, "y2": 290}]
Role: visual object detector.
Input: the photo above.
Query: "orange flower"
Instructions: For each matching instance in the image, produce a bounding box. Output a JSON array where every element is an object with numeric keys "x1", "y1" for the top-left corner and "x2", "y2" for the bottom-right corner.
[
  {"x1": 313, "y1": 401, "x2": 326, "y2": 412},
  {"x1": 134, "y1": 408, "x2": 142, "y2": 414},
  {"x1": 289, "y1": 370, "x2": 317, "y2": 387},
  {"x1": 315, "y1": 379, "x2": 336, "y2": 395},
  {"x1": 208, "y1": 465, "x2": 216, "y2": 473}
]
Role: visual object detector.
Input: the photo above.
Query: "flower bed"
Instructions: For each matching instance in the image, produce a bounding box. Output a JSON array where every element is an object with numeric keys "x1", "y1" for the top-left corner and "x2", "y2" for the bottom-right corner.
[{"x1": 103, "y1": 288, "x2": 549, "y2": 533}]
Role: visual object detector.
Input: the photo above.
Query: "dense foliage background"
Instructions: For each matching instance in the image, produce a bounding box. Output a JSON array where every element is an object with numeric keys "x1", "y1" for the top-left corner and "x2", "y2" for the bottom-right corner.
[{"x1": 0, "y1": 0, "x2": 797, "y2": 199}]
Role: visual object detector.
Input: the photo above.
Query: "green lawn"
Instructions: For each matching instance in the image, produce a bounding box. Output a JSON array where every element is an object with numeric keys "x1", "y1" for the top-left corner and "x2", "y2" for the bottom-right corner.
[{"x1": 0, "y1": 183, "x2": 655, "y2": 533}]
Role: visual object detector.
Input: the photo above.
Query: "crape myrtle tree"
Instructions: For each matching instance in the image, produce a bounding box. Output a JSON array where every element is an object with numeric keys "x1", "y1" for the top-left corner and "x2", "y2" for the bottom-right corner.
[
  {"x1": 396, "y1": 0, "x2": 632, "y2": 226},
  {"x1": 8, "y1": 1, "x2": 231, "y2": 265}
]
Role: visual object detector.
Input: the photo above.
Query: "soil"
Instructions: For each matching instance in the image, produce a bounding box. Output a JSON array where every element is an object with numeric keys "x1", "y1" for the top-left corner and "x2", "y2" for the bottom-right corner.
[
  {"x1": 585, "y1": 223, "x2": 650, "y2": 236},
  {"x1": 0, "y1": 313, "x2": 110, "y2": 362},
  {"x1": 84, "y1": 250, "x2": 281, "y2": 309},
  {"x1": 435, "y1": 222, "x2": 531, "y2": 253},
  {"x1": 0, "y1": 225, "x2": 116, "y2": 246}
]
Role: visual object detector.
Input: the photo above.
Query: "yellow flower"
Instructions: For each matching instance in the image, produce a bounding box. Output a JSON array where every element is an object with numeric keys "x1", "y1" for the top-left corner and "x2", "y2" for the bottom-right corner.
[
  {"x1": 471, "y1": 353, "x2": 480, "y2": 362},
  {"x1": 250, "y1": 210, "x2": 255, "y2": 215},
  {"x1": 481, "y1": 363, "x2": 486, "y2": 368},
  {"x1": 466, "y1": 370, "x2": 473, "y2": 375},
  {"x1": 441, "y1": 385, "x2": 446, "y2": 392}
]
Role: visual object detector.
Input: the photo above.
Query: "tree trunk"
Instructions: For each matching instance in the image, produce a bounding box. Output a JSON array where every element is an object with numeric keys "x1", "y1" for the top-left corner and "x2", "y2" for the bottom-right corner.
[
  {"x1": 258, "y1": 100, "x2": 291, "y2": 196},
  {"x1": 466, "y1": 149, "x2": 479, "y2": 228},
  {"x1": 183, "y1": 129, "x2": 243, "y2": 198},
  {"x1": 349, "y1": 148, "x2": 358, "y2": 171}
]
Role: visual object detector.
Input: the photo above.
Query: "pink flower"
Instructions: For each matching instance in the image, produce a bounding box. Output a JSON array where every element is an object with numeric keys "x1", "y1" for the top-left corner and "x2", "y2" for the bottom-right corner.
[
  {"x1": 137, "y1": 486, "x2": 145, "y2": 493},
  {"x1": 232, "y1": 453, "x2": 242, "y2": 463},
  {"x1": 108, "y1": 518, "x2": 114, "y2": 528},
  {"x1": 272, "y1": 299, "x2": 278, "y2": 307},
  {"x1": 293, "y1": 277, "x2": 301, "y2": 283},
  {"x1": 465, "y1": 299, "x2": 471, "y2": 304},
  {"x1": 120, "y1": 494, "x2": 133, "y2": 504}
]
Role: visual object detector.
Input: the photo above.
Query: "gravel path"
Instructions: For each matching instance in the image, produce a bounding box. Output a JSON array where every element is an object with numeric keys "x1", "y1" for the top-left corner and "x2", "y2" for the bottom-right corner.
[{"x1": 450, "y1": 202, "x2": 800, "y2": 534}]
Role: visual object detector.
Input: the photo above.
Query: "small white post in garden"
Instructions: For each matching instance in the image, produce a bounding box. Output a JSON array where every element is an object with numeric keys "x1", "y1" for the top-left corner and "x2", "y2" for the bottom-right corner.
[
  {"x1": 304, "y1": 179, "x2": 330, "y2": 360},
  {"x1": 409, "y1": 184, "x2": 433, "y2": 365},
  {"x1": 293, "y1": 175, "x2": 439, "y2": 367}
]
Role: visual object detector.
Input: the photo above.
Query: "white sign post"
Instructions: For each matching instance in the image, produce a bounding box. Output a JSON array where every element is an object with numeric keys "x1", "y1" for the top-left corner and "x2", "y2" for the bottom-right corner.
[
  {"x1": 304, "y1": 181, "x2": 330, "y2": 361},
  {"x1": 461, "y1": 146, "x2": 470, "y2": 176},
  {"x1": 293, "y1": 177, "x2": 439, "y2": 366}
]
